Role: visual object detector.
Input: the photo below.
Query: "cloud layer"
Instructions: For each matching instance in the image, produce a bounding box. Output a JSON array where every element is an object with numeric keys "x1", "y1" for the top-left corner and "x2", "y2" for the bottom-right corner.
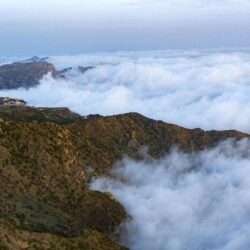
[
  {"x1": 1, "y1": 50, "x2": 250, "y2": 132},
  {"x1": 91, "y1": 139, "x2": 250, "y2": 250},
  {"x1": 1, "y1": 50, "x2": 250, "y2": 249}
]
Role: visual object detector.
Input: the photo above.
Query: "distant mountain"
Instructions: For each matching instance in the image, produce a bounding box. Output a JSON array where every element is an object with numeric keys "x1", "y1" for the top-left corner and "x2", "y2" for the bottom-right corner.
[
  {"x1": 0, "y1": 61, "x2": 57, "y2": 89},
  {"x1": 0, "y1": 58, "x2": 95, "y2": 89},
  {"x1": 78, "y1": 66, "x2": 95, "y2": 73},
  {"x1": 58, "y1": 66, "x2": 95, "y2": 77},
  {"x1": 0, "y1": 104, "x2": 248, "y2": 249},
  {"x1": 21, "y1": 56, "x2": 49, "y2": 63}
]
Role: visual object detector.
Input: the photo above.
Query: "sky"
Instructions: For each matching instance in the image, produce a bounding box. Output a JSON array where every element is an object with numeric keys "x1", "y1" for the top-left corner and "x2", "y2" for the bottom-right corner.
[
  {"x1": 1, "y1": 2, "x2": 250, "y2": 248},
  {"x1": 0, "y1": 0, "x2": 250, "y2": 55}
]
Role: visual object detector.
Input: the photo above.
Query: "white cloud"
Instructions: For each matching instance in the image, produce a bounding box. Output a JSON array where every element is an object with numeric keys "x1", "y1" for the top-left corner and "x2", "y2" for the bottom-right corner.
[
  {"x1": 2, "y1": 50, "x2": 250, "y2": 249},
  {"x1": 91, "y1": 138, "x2": 250, "y2": 250},
  {"x1": 1, "y1": 50, "x2": 250, "y2": 132}
]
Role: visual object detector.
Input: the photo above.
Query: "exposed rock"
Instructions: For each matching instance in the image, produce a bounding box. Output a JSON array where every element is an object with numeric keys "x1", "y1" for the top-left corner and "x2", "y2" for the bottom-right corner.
[
  {"x1": 0, "y1": 97, "x2": 26, "y2": 106},
  {"x1": 0, "y1": 57, "x2": 95, "y2": 89},
  {"x1": 0, "y1": 61, "x2": 57, "y2": 89},
  {"x1": 0, "y1": 106, "x2": 248, "y2": 249}
]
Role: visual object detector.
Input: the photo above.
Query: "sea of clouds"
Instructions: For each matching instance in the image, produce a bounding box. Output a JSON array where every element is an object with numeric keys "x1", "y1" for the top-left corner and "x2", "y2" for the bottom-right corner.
[
  {"x1": 1, "y1": 50, "x2": 250, "y2": 249},
  {"x1": 91, "y1": 139, "x2": 250, "y2": 250},
  {"x1": 1, "y1": 49, "x2": 250, "y2": 132}
]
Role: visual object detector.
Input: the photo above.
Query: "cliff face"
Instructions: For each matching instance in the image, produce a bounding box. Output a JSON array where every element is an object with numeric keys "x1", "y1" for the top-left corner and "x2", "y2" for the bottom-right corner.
[
  {"x1": 0, "y1": 59, "x2": 96, "y2": 90},
  {"x1": 0, "y1": 62, "x2": 57, "y2": 89},
  {"x1": 0, "y1": 106, "x2": 248, "y2": 249}
]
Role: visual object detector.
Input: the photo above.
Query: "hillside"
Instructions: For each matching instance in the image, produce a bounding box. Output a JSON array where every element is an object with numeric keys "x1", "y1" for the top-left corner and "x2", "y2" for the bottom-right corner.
[
  {"x1": 0, "y1": 58, "x2": 95, "y2": 90},
  {"x1": 0, "y1": 62, "x2": 57, "y2": 89},
  {"x1": 0, "y1": 105, "x2": 248, "y2": 249}
]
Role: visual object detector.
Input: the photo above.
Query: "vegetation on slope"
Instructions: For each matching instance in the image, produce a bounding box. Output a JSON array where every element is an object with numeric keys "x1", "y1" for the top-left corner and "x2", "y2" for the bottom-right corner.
[{"x1": 0, "y1": 106, "x2": 248, "y2": 249}]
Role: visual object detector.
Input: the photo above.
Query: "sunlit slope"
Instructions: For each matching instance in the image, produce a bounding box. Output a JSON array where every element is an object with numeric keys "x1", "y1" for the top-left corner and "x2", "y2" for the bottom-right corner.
[{"x1": 0, "y1": 106, "x2": 247, "y2": 249}]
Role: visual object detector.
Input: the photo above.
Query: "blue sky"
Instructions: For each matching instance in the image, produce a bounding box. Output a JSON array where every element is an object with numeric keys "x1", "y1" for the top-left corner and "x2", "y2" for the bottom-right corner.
[{"x1": 0, "y1": 0, "x2": 250, "y2": 55}]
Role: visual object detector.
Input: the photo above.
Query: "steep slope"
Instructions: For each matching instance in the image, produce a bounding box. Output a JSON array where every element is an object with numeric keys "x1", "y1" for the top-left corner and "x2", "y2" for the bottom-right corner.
[
  {"x1": 0, "y1": 62, "x2": 57, "y2": 89},
  {"x1": 0, "y1": 60, "x2": 95, "y2": 89},
  {"x1": 0, "y1": 106, "x2": 248, "y2": 249}
]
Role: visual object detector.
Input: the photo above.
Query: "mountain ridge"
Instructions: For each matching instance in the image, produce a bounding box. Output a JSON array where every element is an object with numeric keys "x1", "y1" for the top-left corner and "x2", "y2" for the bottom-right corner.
[
  {"x1": 0, "y1": 58, "x2": 95, "y2": 89},
  {"x1": 0, "y1": 105, "x2": 248, "y2": 249}
]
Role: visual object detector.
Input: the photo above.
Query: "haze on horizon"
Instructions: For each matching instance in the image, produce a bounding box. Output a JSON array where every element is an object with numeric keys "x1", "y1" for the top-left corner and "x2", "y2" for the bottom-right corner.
[{"x1": 0, "y1": 0, "x2": 250, "y2": 56}]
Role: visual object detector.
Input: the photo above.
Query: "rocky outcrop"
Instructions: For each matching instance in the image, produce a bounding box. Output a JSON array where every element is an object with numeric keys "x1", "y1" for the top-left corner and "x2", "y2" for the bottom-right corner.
[
  {"x1": 58, "y1": 66, "x2": 95, "y2": 77},
  {"x1": 0, "y1": 61, "x2": 57, "y2": 89},
  {"x1": 0, "y1": 105, "x2": 248, "y2": 249},
  {"x1": 0, "y1": 60, "x2": 95, "y2": 89},
  {"x1": 0, "y1": 56, "x2": 96, "y2": 89},
  {"x1": 0, "y1": 97, "x2": 26, "y2": 106}
]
